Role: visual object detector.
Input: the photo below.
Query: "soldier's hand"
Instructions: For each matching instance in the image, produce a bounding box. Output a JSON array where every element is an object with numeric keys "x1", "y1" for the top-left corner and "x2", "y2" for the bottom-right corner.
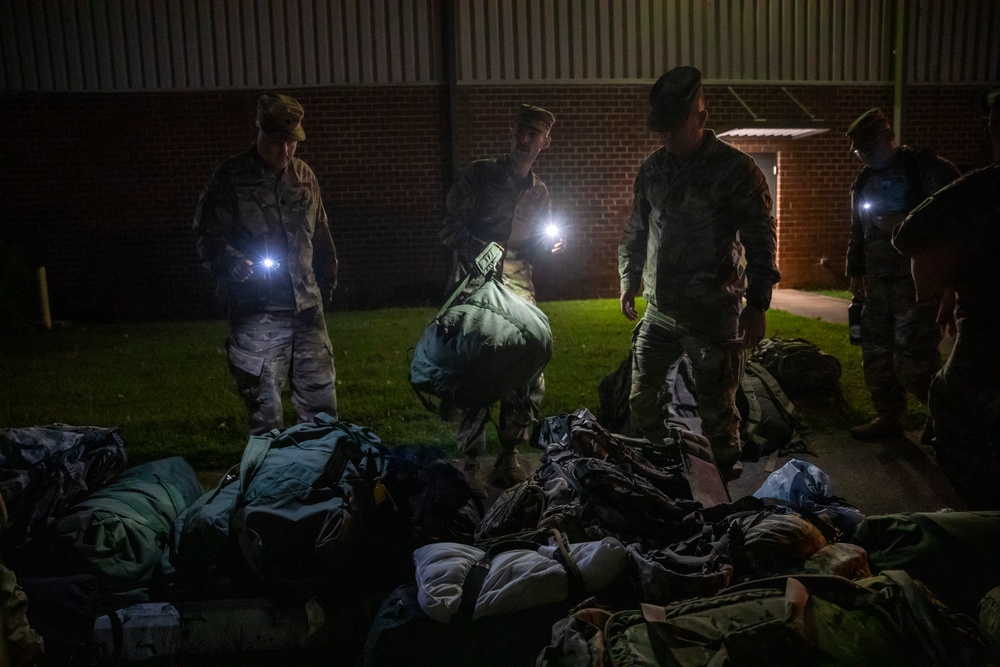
[
  {"x1": 230, "y1": 259, "x2": 255, "y2": 282},
  {"x1": 620, "y1": 290, "x2": 638, "y2": 321},
  {"x1": 738, "y1": 306, "x2": 766, "y2": 350}
]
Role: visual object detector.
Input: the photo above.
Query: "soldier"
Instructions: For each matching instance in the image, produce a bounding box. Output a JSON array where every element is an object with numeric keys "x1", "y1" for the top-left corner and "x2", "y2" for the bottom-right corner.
[
  {"x1": 194, "y1": 93, "x2": 338, "y2": 435},
  {"x1": 845, "y1": 108, "x2": 960, "y2": 441},
  {"x1": 892, "y1": 89, "x2": 1000, "y2": 508},
  {"x1": 618, "y1": 66, "x2": 780, "y2": 481},
  {"x1": 440, "y1": 104, "x2": 562, "y2": 495}
]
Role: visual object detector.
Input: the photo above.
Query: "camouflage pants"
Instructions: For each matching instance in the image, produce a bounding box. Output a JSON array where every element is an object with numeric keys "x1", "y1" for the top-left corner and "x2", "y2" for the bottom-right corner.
[
  {"x1": 860, "y1": 277, "x2": 941, "y2": 415},
  {"x1": 456, "y1": 373, "x2": 545, "y2": 456},
  {"x1": 630, "y1": 315, "x2": 744, "y2": 468},
  {"x1": 928, "y1": 323, "x2": 1000, "y2": 509},
  {"x1": 226, "y1": 308, "x2": 337, "y2": 435}
]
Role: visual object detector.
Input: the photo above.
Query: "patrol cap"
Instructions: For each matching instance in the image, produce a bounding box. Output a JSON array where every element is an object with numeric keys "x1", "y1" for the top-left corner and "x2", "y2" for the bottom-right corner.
[
  {"x1": 647, "y1": 66, "x2": 702, "y2": 132},
  {"x1": 515, "y1": 104, "x2": 555, "y2": 133},
  {"x1": 846, "y1": 108, "x2": 892, "y2": 151},
  {"x1": 256, "y1": 93, "x2": 306, "y2": 142}
]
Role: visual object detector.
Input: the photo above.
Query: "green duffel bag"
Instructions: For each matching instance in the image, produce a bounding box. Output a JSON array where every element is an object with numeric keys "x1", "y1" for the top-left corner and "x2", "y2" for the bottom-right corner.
[
  {"x1": 852, "y1": 511, "x2": 1000, "y2": 618},
  {"x1": 409, "y1": 242, "x2": 552, "y2": 410},
  {"x1": 230, "y1": 413, "x2": 390, "y2": 596},
  {"x1": 602, "y1": 572, "x2": 998, "y2": 667},
  {"x1": 30, "y1": 457, "x2": 203, "y2": 593}
]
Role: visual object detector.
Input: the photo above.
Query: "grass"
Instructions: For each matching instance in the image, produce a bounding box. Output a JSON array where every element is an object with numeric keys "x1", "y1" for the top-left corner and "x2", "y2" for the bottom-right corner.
[
  {"x1": 808, "y1": 289, "x2": 853, "y2": 300},
  {"x1": 0, "y1": 299, "x2": 910, "y2": 471}
]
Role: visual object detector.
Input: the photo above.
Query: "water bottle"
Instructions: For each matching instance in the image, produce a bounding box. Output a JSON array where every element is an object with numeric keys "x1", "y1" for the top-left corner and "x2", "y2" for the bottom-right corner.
[{"x1": 848, "y1": 297, "x2": 864, "y2": 346}]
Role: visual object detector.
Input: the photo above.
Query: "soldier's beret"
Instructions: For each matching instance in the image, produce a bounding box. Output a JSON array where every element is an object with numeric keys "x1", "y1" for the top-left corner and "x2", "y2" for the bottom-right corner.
[
  {"x1": 845, "y1": 108, "x2": 892, "y2": 150},
  {"x1": 515, "y1": 104, "x2": 556, "y2": 133},
  {"x1": 647, "y1": 66, "x2": 702, "y2": 132},
  {"x1": 257, "y1": 93, "x2": 306, "y2": 142}
]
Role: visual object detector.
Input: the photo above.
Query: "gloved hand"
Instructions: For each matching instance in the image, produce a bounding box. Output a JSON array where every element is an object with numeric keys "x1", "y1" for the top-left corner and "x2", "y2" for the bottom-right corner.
[{"x1": 230, "y1": 259, "x2": 255, "y2": 282}]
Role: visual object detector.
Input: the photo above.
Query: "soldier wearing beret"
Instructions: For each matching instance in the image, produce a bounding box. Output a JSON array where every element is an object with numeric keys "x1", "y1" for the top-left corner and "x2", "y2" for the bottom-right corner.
[
  {"x1": 194, "y1": 93, "x2": 339, "y2": 435},
  {"x1": 845, "y1": 108, "x2": 960, "y2": 441},
  {"x1": 892, "y1": 89, "x2": 1000, "y2": 508},
  {"x1": 618, "y1": 66, "x2": 780, "y2": 480},
  {"x1": 440, "y1": 104, "x2": 563, "y2": 494}
]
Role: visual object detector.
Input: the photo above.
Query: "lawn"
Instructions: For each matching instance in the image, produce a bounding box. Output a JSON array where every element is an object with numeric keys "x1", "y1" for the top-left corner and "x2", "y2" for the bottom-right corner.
[{"x1": 0, "y1": 299, "x2": 904, "y2": 471}]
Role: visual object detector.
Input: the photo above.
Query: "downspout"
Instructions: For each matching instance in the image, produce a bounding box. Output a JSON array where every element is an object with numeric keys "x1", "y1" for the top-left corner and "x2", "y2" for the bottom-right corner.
[
  {"x1": 893, "y1": 0, "x2": 907, "y2": 145},
  {"x1": 442, "y1": 0, "x2": 459, "y2": 182}
]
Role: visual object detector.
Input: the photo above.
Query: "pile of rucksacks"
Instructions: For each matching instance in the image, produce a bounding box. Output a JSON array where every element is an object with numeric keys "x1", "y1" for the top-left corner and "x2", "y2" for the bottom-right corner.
[{"x1": 3, "y1": 401, "x2": 1000, "y2": 664}]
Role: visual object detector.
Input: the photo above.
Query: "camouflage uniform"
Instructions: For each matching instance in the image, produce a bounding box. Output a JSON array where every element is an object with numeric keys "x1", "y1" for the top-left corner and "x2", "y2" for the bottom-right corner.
[
  {"x1": 194, "y1": 147, "x2": 338, "y2": 434},
  {"x1": 618, "y1": 131, "x2": 780, "y2": 467},
  {"x1": 847, "y1": 146, "x2": 960, "y2": 418},
  {"x1": 440, "y1": 153, "x2": 551, "y2": 456},
  {"x1": 893, "y1": 161, "x2": 1000, "y2": 509}
]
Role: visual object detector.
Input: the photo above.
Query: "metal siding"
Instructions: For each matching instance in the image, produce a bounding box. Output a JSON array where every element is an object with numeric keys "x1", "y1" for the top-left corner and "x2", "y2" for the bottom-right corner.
[{"x1": 2, "y1": 0, "x2": 998, "y2": 91}]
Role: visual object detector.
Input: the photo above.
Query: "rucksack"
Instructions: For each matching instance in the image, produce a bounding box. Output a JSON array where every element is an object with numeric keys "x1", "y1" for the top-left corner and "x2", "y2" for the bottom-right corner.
[
  {"x1": 737, "y1": 361, "x2": 809, "y2": 461},
  {"x1": 749, "y1": 337, "x2": 843, "y2": 399},
  {"x1": 24, "y1": 457, "x2": 203, "y2": 593},
  {"x1": 0, "y1": 424, "x2": 128, "y2": 563},
  {"x1": 591, "y1": 572, "x2": 999, "y2": 667},
  {"x1": 409, "y1": 242, "x2": 552, "y2": 410},
  {"x1": 230, "y1": 413, "x2": 397, "y2": 597},
  {"x1": 851, "y1": 511, "x2": 1000, "y2": 618}
]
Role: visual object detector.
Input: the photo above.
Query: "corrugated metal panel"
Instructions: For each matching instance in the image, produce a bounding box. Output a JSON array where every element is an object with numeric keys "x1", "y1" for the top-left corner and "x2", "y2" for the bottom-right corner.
[
  {"x1": 2, "y1": 0, "x2": 998, "y2": 92},
  {"x1": 0, "y1": 0, "x2": 443, "y2": 91},
  {"x1": 454, "y1": 0, "x2": 998, "y2": 84}
]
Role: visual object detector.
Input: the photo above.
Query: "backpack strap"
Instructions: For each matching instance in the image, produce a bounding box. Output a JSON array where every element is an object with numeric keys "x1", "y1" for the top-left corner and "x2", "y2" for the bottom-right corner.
[{"x1": 238, "y1": 431, "x2": 279, "y2": 496}]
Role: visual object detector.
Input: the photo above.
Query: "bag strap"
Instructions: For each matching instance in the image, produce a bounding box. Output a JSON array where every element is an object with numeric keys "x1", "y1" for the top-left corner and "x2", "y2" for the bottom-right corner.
[{"x1": 238, "y1": 431, "x2": 278, "y2": 496}]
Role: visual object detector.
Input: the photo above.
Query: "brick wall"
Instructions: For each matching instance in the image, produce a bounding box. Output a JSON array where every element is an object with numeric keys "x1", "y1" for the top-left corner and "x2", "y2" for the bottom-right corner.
[{"x1": 0, "y1": 83, "x2": 992, "y2": 321}]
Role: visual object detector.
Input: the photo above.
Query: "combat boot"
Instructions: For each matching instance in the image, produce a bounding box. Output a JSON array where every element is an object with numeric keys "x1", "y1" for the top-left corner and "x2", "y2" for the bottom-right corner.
[
  {"x1": 488, "y1": 448, "x2": 528, "y2": 489},
  {"x1": 850, "y1": 414, "x2": 904, "y2": 440},
  {"x1": 462, "y1": 456, "x2": 487, "y2": 498}
]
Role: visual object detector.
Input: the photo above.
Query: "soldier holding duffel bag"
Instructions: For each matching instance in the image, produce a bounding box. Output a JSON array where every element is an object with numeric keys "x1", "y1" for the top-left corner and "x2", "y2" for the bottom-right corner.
[{"x1": 438, "y1": 104, "x2": 564, "y2": 495}]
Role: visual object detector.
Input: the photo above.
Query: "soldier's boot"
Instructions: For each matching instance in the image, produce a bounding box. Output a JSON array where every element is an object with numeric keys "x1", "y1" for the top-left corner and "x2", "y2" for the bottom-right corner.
[
  {"x1": 718, "y1": 461, "x2": 744, "y2": 482},
  {"x1": 462, "y1": 456, "x2": 487, "y2": 498},
  {"x1": 850, "y1": 413, "x2": 905, "y2": 440},
  {"x1": 489, "y1": 447, "x2": 528, "y2": 489}
]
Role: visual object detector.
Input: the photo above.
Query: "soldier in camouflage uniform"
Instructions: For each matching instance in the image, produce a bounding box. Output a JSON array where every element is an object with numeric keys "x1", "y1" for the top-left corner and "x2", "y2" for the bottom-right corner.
[
  {"x1": 892, "y1": 89, "x2": 1000, "y2": 509},
  {"x1": 440, "y1": 104, "x2": 563, "y2": 494},
  {"x1": 618, "y1": 66, "x2": 780, "y2": 480},
  {"x1": 845, "y1": 108, "x2": 960, "y2": 441},
  {"x1": 194, "y1": 93, "x2": 338, "y2": 435}
]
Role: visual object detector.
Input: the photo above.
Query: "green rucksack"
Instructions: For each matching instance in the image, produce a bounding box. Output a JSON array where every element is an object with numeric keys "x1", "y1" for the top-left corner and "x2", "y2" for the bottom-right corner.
[
  {"x1": 737, "y1": 361, "x2": 809, "y2": 461},
  {"x1": 749, "y1": 337, "x2": 843, "y2": 399},
  {"x1": 588, "y1": 572, "x2": 998, "y2": 667},
  {"x1": 29, "y1": 457, "x2": 203, "y2": 593},
  {"x1": 230, "y1": 413, "x2": 392, "y2": 596},
  {"x1": 409, "y1": 242, "x2": 553, "y2": 410}
]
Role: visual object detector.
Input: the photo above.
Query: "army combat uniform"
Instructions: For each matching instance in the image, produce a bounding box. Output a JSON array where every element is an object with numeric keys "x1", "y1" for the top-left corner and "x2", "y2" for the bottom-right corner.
[
  {"x1": 194, "y1": 146, "x2": 338, "y2": 435},
  {"x1": 847, "y1": 146, "x2": 960, "y2": 425},
  {"x1": 440, "y1": 153, "x2": 551, "y2": 458},
  {"x1": 618, "y1": 130, "x2": 780, "y2": 468},
  {"x1": 893, "y1": 161, "x2": 1000, "y2": 508}
]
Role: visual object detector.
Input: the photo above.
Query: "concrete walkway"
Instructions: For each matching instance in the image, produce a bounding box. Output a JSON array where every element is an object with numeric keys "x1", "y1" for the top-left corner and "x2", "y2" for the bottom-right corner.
[{"x1": 770, "y1": 288, "x2": 849, "y2": 324}]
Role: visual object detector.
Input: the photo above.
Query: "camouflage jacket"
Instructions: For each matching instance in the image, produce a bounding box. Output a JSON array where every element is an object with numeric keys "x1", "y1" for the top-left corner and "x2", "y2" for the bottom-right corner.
[
  {"x1": 440, "y1": 154, "x2": 550, "y2": 298},
  {"x1": 618, "y1": 131, "x2": 780, "y2": 335},
  {"x1": 194, "y1": 147, "x2": 337, "y2": 312},
  {"x1": 847, "y1": 146, "x2": 960, "y2": 279},
  {"x1": 893, "y1": 160, "x2": 1000, "y2": 327}
]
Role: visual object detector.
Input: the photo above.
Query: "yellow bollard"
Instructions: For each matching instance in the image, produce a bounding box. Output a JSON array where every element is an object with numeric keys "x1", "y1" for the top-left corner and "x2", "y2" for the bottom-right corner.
[{"x1": 38, "y1": 266, "x2": 52, "y2": 331}]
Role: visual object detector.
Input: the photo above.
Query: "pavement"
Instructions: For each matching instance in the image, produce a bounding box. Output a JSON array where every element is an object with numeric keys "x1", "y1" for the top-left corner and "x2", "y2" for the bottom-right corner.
[{"x1": 479, "y1": 289, "x2": 964, "y2": 516}]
